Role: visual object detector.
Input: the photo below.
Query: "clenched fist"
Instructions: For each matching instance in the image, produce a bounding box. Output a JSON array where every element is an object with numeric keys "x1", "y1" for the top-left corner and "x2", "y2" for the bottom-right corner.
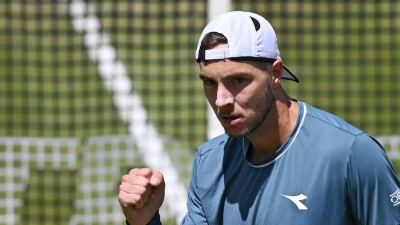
[{"x1": 118, "y1": 168, "x2": 165, "y2": 225}]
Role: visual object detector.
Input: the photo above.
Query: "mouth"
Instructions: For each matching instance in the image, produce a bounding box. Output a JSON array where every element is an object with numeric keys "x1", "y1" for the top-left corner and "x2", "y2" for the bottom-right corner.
[{"x1": 221, "y1": 115, "x2": 242, "y2": 126}]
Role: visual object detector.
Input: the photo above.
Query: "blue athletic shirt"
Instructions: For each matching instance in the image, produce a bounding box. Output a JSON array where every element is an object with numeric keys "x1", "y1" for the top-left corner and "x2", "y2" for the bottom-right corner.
[{"x1": 147, "y1": 102, "x2": 400, "y2": 224}]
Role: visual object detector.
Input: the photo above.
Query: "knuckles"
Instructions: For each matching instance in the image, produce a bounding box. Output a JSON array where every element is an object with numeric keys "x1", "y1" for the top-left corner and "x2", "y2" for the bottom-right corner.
[
  {"x1": 121, "y1": 174, "x2": 131, "y2": 183},
  {"x1": 119, "y1": 182, "x2": 148, "y2": 195},
  {"x1": 118, "y1": 191, "x2": 144, "y2": 207},
  {"x1": 121, "y1": 169, "x2": 152, "y2": 187},
  {"x1": 128, "y1": 168, "x2": 152, "y2": 177},
  {"x1": 118, "y1": 168, "x2": 154, "y2": 208},
  {"x1": 118, "y1": 192, "x2": 134, "y2": 207}
]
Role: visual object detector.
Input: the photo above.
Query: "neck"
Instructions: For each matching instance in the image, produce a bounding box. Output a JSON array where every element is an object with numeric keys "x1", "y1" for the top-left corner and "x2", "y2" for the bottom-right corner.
[{"x1": 247, "y1": 98, "x2": 299, "y2": 164}]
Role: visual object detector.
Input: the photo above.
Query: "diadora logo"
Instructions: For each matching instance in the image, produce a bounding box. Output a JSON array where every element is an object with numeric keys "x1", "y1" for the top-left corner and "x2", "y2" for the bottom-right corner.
[
  {"x1": 390, "y1": 189, "x2": 400, "y2": 206},
  {"x1": 281, "y1": 194, "x2": 308, "y2": 210}
]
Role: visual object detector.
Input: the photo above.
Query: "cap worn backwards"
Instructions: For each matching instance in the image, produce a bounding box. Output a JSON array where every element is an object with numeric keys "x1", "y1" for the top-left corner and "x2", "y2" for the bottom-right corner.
[{"x1": 195, "y1": 11, "x2": 299, "y2": 83}]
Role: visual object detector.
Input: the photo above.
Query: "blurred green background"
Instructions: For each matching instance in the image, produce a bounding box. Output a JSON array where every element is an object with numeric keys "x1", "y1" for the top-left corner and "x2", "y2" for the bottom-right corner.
[
  {"x1": 1, "y1": 1, "x2": 399, "y2": 143},
  {"x1": 0, "y1": 0, "x2": 399, "y2": 224}
]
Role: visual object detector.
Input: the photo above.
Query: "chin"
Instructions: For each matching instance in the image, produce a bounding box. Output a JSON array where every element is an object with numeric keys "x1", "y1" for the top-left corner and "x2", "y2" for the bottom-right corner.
[{"x1": 225, "y1": 128, "x2": 251, "y2": 138}]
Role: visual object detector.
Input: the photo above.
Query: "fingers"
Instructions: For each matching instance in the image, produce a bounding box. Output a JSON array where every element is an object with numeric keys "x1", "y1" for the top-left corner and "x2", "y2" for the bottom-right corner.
[
  {"x1": 118, "y1": 184, "x2": 148, "y2": 208},
  {"x1": 121, "y1": 173, "x2": 149, "y2": 186},
  {"x1": 128, "y1": 168, "x2": 153, "y2": 179},
  {"x1": 118, "y1": 168, "x2": 164, "y2": 209},
  {"x1": 119, "y1": 181, "x2": 152, "y2": 202}
]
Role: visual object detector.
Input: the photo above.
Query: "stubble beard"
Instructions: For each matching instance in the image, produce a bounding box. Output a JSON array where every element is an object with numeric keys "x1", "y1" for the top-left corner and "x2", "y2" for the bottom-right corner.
[{"x1": 225, "y1": 81, "x2": 275, "y2": 138}]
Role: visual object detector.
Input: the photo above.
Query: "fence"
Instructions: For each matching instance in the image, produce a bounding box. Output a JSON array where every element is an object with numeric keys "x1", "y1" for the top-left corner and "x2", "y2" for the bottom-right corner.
[{"x1": 0, "y1": 136, "x2": 193, "y2": 225}]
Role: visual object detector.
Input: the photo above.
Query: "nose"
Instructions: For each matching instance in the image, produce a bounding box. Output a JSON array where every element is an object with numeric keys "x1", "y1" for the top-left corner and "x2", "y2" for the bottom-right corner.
[{"x1": 215, "y1": 84, "x2": 234, "y2": 107}]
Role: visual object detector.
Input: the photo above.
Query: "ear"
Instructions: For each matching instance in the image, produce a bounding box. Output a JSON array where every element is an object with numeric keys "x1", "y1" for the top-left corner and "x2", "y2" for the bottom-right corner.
[{"x1": 271, "y1": 60, "x2": 283, "y2": 86}]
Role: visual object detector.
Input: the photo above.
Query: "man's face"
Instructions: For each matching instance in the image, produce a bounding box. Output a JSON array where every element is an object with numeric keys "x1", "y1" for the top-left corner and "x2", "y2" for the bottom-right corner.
[{"x1": 199, "y1": 57, "x2": 275, "y2": 138}]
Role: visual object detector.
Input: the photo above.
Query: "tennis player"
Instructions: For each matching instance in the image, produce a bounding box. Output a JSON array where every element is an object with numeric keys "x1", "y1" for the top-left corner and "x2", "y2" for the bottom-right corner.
[{"x1": 119, "y1": 11, "x2": 400, "y2": 225}]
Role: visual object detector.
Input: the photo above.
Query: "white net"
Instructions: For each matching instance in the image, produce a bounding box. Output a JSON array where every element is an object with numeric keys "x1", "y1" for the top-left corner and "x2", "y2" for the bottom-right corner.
[
  {"x1": 376, "y1": 135, "x2": 400, "y2": 160},
  {"x1": 0, "y1": 137, "x2": 78, "y2": 225},
  {"x1": 0, "y1": 135, "x2": 193, "y2": 225}
]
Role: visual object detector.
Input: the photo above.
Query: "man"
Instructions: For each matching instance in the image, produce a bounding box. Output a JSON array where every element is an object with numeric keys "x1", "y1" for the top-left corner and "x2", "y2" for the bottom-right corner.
[{"x1": 119, "y1": 11, "x2": 400, "y2": 225}]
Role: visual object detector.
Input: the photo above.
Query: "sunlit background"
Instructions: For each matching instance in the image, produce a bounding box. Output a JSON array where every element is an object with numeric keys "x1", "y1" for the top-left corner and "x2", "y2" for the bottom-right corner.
[{"x1": 0, "y1": 0, "x2": 399, "y2": 224}]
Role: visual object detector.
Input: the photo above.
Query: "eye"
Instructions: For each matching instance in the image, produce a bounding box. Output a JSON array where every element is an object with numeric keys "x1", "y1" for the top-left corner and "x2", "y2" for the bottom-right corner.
[
  {"x1": 234, "y1": 77, "x2": 246, "y2": 83},
  {"x1": 203, "y1": 79, "x2": 216, "y2": 86}
]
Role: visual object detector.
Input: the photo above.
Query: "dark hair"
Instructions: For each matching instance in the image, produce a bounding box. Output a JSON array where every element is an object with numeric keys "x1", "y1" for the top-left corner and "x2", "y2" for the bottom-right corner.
[
  {"x1": 200, "y1": 32, "x2": 271, "y2": 73},
  {"x1": 200, "y1": 32, "x2": 228, "y2": 50}
]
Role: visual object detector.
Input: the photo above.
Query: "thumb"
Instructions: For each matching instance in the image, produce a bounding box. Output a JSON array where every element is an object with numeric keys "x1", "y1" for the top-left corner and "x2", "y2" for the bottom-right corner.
[
  {"x1": 146, "y1": 171, "x2": 165, "y2": 213},
  {"x1": 150, "y1": 171, "x2": 165, "y2": 190}
]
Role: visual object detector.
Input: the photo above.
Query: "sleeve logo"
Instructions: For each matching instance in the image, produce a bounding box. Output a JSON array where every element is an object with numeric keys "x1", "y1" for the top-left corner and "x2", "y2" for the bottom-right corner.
[{"x1": 390, "y1": 189, "x2": 400, "y2": 206}]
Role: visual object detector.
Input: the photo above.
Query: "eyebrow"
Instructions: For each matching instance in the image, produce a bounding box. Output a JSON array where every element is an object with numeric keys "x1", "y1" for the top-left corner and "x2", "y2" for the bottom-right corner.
[{"x1": 198, "y1": 74, "x2": 210, "y2": 80}]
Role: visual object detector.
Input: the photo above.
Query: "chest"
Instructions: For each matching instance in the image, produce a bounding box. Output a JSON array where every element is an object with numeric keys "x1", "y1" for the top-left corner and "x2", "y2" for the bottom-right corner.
[{"x1": 197, "y1": 150, "x2": 353, "y2": 224}]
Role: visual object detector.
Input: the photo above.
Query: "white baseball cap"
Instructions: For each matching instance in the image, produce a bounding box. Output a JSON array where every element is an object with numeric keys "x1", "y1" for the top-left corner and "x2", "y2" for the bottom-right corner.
[{"x1": 195, "y1": 11, "x2": 299, "y2": 83}]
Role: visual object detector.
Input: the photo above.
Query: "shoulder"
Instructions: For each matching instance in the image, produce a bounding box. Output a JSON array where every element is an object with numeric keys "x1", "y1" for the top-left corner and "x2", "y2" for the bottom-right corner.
[
  {"x1": 302, "y1": 102, "x2": 363, "y2": 137},
  {"x1": 192, "y1": 133, "x2": 228, "y2": 169},
  {"x1": 302, "y1": 102, "x2": 385, "y2": 151},
  {"x1": 349, "y1": 133, "x2": 389, "y2": 164},
  {"x1": 193, "y1": 133, "x2": 243, "y2": 170},
  {"x1": 196, "y1": 133, "x2": 230, "y2": 155},
  {"x1": 191, "y1": 134, "x2": 243, "y2": 190},
  {"x1": 298, "y1": 102, "x2": 385, "y2": 160}
]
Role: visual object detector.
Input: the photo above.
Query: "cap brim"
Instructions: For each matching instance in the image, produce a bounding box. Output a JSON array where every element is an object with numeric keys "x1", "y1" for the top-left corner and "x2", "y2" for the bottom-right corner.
[{"x1": 283, "y1": 65, "x2": 299, "y2": 83}]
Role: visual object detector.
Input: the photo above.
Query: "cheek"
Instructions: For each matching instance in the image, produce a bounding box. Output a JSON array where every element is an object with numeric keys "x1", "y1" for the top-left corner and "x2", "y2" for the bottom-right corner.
[
  {"x1": 236, "y1": 87, "x2": 268, "y2": 111},
  {"x1": 235, "y1": 93, "x2": 256, "y2": 107},
  {"x1": 203, "y1": 89, "x2": 217, "y2": 105}
]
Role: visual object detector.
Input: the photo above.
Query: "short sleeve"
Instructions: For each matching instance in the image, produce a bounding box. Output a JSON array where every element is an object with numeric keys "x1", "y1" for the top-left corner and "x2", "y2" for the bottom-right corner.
[{"x1": 347, "y1": 133, "x2": 400, "y2": 224}]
